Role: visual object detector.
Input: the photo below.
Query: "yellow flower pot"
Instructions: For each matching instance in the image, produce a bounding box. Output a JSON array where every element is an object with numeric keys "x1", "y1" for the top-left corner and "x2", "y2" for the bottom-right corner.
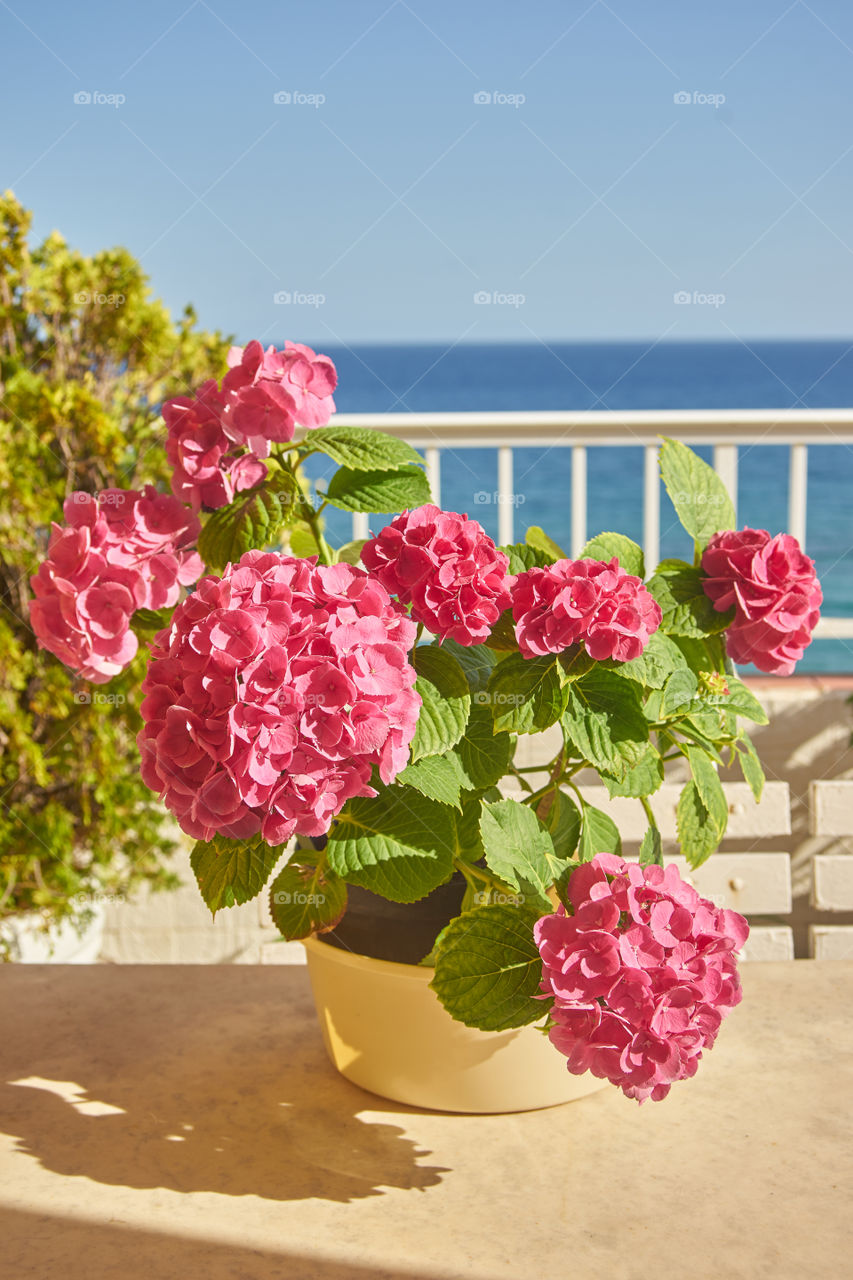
[{"x1": 303, "y1": 935, "x2": 605, "y2": 1113}]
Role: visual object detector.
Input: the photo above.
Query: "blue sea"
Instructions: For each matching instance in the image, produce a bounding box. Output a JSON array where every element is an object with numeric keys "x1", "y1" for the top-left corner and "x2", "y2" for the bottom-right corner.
[{"x1": 301, "y1": 341, "x2": 853, "y2": 674}]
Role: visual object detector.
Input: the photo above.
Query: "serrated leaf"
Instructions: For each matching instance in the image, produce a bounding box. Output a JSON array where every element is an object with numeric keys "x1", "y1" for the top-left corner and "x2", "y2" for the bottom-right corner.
[
  {"x1": 647, "y1": 560, "x2": 734, "y2": 638},
  {"x1": 456, "y1": 704, "x2": 512, "y2": 788},
  {"x1": 430, "y1": 903, "x2": 546, "y2": 1031},
  {"x1": 639, "y1": 825, "x2": 663, "y2": 867},
  {"x1": 441, "y1": 638, "x2": 497, "y2": 693},
  {"x1": 486, "y1": 608, "x2": 518, "y2": 651},
  {"x1": 485, "y1": 653, "x2": 567, "y2": 734},
  {"x1": 676, "y1": 779, "x2": 723, "y2": 869},
  {"x1": 268, "y1": 859, "x2": 348, "y2": 940},
  {"x1": 287, "y1": 521, "x2": 320, "y2": 558},
  {"x1": 662, "y1": 668, "x2": 699, "y2": 717},
  {"x1": 397, "y1": 752, "x2": 467, "y2": 808},
  {"x1": 659, "y1": 437, "x2": 736, "y2": 550},
  {"x1": 452, "y1": 791, "x2": 487, "y2": 862},
  {"x1": 410, "y1": 646, "x2": 471, "y2": 761},
  {"x1": 601, "y1": 744, "x2": 664, "y2": 799},
  {"x1": 324, "y1": 464, "x2": 430, "y2": 514},
  {"x1": 499, "y1": 543, "x2": 554, "y2": 574},
  {"x1": 735, "y1": 734, "x2": 765, "y2": 802},
  {"x1": 524, "y1": 525, "x2": 566, "y2": 562},
  {"x1": 609, "y1": 631, "x2": 686, "y2": 690},
  {"x1": 685, "y1": 744, "x2": 729, "y2": 834},
  {"x1": 672, "y1": 633, "x2": 727, "y2": 676},
  {"x1": 561, "y1": 669, "x2": 649, "y2": 777},
  {"x1": 198, "y1": 474, "x2": 299, "y2": 572},
  {"x1": 131, "y1": 607, "x2": 173, "y2": 638},
  {"x1": 335, "y1": 538, "x2": 367, "y2": 565},
  {"x1": 706, "y1": 679, "x2": 768, "y2": 725},
  {"x1": 557, "y1": 645, "x2": 596, "y2": 682},
  {"x1": 580, "y1": 531, "x2": 644, "y2": 578},
  {"x1": 479, "y1": 799, "x2": 561, "y2": 909},
  {"x1": 191, "y1": 833, "x2": 285, "y2": 914},
  {"x1": 305, "y1": 425, "x2": 424, "y2": 472},
  {"x1": 326, "y1": 787, "x2": 455, "y2": 902},
  {"x1": 538, "y1": 788, "x2": 582, "y2": 862},
  {"x1": 578, "y1": 803, "x2": 622, "y2": 862}
]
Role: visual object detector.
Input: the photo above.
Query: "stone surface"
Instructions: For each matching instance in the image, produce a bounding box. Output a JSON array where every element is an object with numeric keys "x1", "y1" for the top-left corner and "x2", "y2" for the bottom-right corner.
[{"x1": 0, "y1": 962, "x2": 850, "y2": 1279}]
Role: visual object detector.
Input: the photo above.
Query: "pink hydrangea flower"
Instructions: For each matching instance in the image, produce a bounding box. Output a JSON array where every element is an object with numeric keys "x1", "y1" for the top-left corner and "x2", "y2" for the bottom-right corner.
[
  {"x1": 535, "y1": 852, "x2": 748, "y2": 1102},
  {"x1": 29, "y1": 488, "x2": 202, "y2": 683},
  {"x1": 221, "y1": 340, "x2": 337, "y2": 455},
  {"x1": 701, "y1": 528, "x2": 822, "y2": 675},
  {"x1": 361, "y1": 505, "x2": 512, "y2": 645},
  {"x1": 138, "y1": 551, "x2": 420, "y2": 845},
  {"x1": 163, "y1": 379, "x2": 268, "y2": 512},
  {"x1": 511, "y1": 558, "x2": 662, "y2": 662}
]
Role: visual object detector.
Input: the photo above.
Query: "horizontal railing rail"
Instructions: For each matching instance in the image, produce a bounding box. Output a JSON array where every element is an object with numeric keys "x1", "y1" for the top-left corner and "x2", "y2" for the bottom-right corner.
[{"x1": 316, "y1": 409, "x2": 853, "y2": 641}]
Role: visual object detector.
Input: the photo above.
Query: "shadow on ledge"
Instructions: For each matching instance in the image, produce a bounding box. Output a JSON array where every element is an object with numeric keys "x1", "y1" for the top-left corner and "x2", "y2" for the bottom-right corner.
[
  {"x1": 0, "y1": 1205, "x2": 451, "y2": 1280},
  {"x1": 0, "y1": 966, "x2": 448, "y2": 1202}
]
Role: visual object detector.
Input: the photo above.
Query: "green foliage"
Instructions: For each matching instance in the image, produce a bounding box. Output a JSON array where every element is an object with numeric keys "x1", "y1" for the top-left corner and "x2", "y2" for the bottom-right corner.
[
  {"x1": 580, "y1": 531, "x2": 644, "y2": 578},
  {"x1": 191, "y1": 833, "x2": 285, "y2": 913},
  {"x1": 268, "y1": 858, "x2": 348, "y2": 940},
  {"x1": 324, "y1": 464, "x2": 430, "y2": 513},
  {"x1": 198, "y1": 468, "x2": 301, "y2": 571},
  {"x1": 647, "y1": 560, "x2": 734, "y2": 637},
  {"x1": 0, "y1": 191, "x2": 230, "y2": 934},
  {"x1": 659, "y1": 437, "x2": 736, "y2": 551},
  {"x1": 410, "y1": 646, "x2": 471, "y2": 761},
  {"x1": 430, "y1": 903, "x2": 546, "y2": 1031},
  {"x1": 302, "y1": 425, "x2": 424, "y2": 472}
]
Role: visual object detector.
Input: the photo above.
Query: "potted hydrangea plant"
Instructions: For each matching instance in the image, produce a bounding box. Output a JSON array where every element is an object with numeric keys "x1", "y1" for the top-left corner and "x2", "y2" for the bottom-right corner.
[{"x1": 29, "y1": 339, "x2": 822, "y2": 1110}]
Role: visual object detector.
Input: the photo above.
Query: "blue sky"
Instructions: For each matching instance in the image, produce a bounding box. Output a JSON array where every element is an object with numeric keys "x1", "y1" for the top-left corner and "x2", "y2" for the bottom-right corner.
[{"x1": 3, "y1": 0, "x2": 853, "y2": 343}]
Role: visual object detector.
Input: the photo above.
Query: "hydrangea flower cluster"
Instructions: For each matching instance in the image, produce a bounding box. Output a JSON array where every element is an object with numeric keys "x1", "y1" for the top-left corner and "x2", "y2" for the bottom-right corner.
[
  {"x1": 511, "y1": 557, "x2": 662, "y2": 662},
  {"x1": 362, "y1": 505, "x2": 512, "y2": 645},
  {"x1": 163, "y1": 341, "x2": 337, "y2": 511},
  {"x1": 164, "y1": 379, "x2": 268, "y2": 512},
  {"x1": 701, "y1": 528, "x2": 822, "y2": 675},
  {"x1": 30, "y1": 488, "x2": 202, "y2": 683},
  {"x1": 535, "y1": 853, "x2": 747, "y2": 1103},
  {"x1": 138, "y1": 551, "x2": 420, "y2": 845}
]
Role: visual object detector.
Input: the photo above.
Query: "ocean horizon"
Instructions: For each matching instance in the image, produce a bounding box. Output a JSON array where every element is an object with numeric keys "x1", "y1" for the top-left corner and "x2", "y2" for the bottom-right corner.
[{"x1": 300, "y1": 340, "x2": 853, "y2": 674}]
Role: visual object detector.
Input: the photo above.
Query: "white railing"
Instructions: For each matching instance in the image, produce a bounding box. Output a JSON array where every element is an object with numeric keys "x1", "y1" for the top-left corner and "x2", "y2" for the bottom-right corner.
[{"x1": 325, "y1": 408, "x2": 853, "y2": 641}]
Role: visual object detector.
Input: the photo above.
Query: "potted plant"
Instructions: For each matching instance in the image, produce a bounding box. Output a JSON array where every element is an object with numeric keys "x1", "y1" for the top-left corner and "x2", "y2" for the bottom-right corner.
[
  {"x1": 0, "y1": 191, "x2": 229, "y2": 959},
  {"x1": 28, "y1": 336, "x2": 822, "y2": 1109}
]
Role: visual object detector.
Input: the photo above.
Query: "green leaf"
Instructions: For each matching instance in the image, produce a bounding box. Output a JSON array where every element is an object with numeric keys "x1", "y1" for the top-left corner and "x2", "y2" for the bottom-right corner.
[
  {"x1": 735, "y1": 734, "x2": 765, "y2": 802},
  {"x1": 268, "y1": 859, "x2": 348, "y2": 940},
  {"x1": 672, "y1": 633, "x2": 727, "y2": 676},
  {"x1": 479, "y1": 799, "x2": 561, "y2": 908},
  {"x1": 486, "y1": 609, "x2": 519, "y2": 651},
  {"x1": 430, "y1": 903, "x2": 546, "y2": 1031},
  {"x1": 538, "y1": 788, "x2": 581, "y2": 862},
  {"x1": 190, "y1": 833, "x2": 285, "y2": 914},
  {"x1": 485, "y1": 653, "x2": 568, "y2": 734},
  {"x1": 198, "y1": 473, "x2": 300, "y2": 572},
  {"x1": 647, "y1": 560, "x2": 734, "y2": 638},
  {"x1": 130, "y1": 607, "x2": 173, "y2": 638},
  {"x1": 662, "y1": 668, "x2": 699, "y2": 717},
  {"x1": 335, "y1": 538, "x2": 367, "y2": 565},
  {"x1": 557, "y1": 645, "x2": 597, "y2": 682},
  {"x1": 456, "y1": 704, "x2": 513, "y2": 789},
  {"x1": 524, "y1": 525, "x2": 566, "y2": 562},
  {"x1": 452, "y1": 791, "x2": 487, "y2": 862},
  {"x1": 609, "y1": 631, "x2": 686, "y2": 690},
  {"x1": 326, "y1": 787, "x2": 455, "y2": 902},
  {"x1": 287, "y1": 521, "x2": 320, "y2": 558},
  {"x1": 580, "y1": 531, "x2": 644, "y2": 578},
  {"x1": 324, "y1": 464, "x2": 431, "y2": 514},
  {"x1": 707, "y1": 679, "x2": 769, "y2": 725},
  {"x1": 397, "y1": 752, "x2": 467, "y2": 809},
  {"x1": 676, "y1": 779, "x2": 724, "y2": 869},
  {"x1": 685, "y1": 744, "x2": 729, "y2": 834},
  {"x1": 499, "y1": 543, "x2": 554, "y2": 574},
  {"x1": 441, "y1": 638, "x2": 497, "y2": 693},
  {"x1": 639, "y1": 825, "x2": 663, "y2": 867},
  {"x1": 659, "y1": 437, "x2": 736, "y2": 549},
  {"x1": 410, "y1": 646, "x2": 471, "y2": 762},
  {"x1": 561, "y1": 669, "x2": 649, "y2": 776},
  {"x1": 601, "y1": 744, "x2": 664, "y2": 799},
  {"x1": 578, "y1": 803, "x2": 622, "y2": 862},
  {"x1": 304, "y1": 425, "x2": 424, "y2": 472}
]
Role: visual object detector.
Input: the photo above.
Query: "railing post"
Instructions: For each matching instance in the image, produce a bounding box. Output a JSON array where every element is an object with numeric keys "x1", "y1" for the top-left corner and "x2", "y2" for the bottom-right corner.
[
  {"x1": 713, "y1": 444, "x2": 738, "y2": 525},
  {"x1": 497, "y1": 446, "x2": 514, "y2": 546},
  {"x1": 425, "y1": 446, "x2": 441, "y2": 509},
  {"x1": 571, "y1": 445, "x2": 587, "y2": 557},
  {"x1": 352, "y1": 512, "x2": 370, "y2": 541},
  {"x1": 643, "y1": 445, "x2": 660, "y2": 571},
  {"x1": 789, "y1": 443, "x2": 808, "y2": 549}
]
